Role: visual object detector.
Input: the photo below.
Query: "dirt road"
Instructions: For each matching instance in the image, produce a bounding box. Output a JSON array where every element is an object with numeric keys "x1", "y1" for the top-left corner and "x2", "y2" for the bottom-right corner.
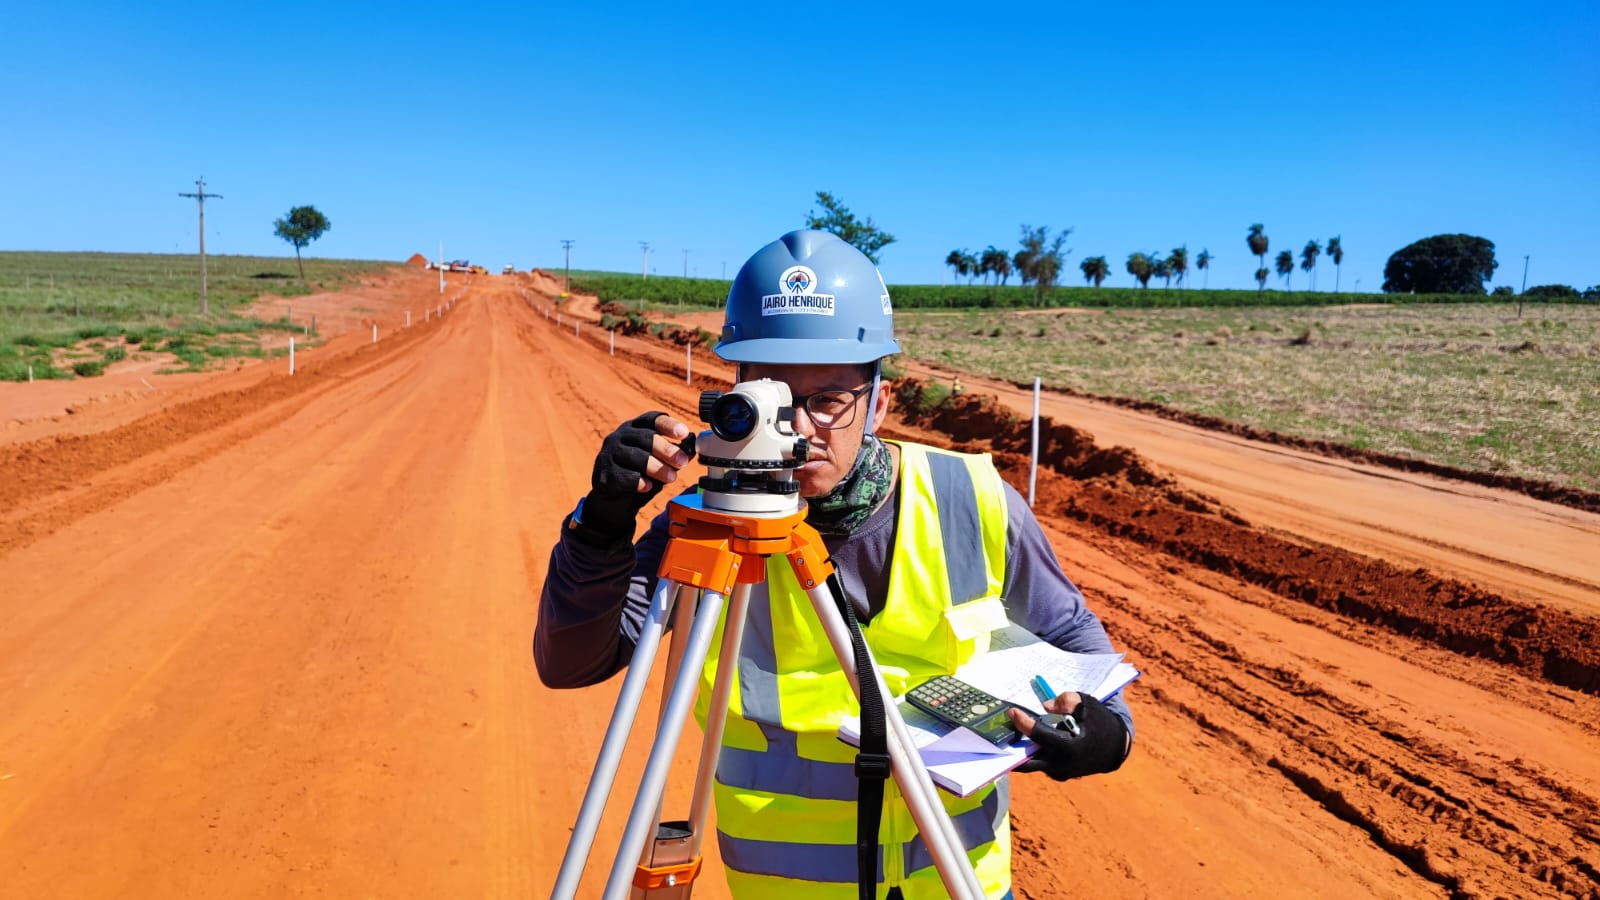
[{"x1": 1, "y1": 270, "x2": 1595, "y2": 899}]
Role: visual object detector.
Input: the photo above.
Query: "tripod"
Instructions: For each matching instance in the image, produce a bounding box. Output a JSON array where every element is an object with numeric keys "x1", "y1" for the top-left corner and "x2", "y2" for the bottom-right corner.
[{"x1": 550, "y1": 492, "x2": 988, "y2": 900}]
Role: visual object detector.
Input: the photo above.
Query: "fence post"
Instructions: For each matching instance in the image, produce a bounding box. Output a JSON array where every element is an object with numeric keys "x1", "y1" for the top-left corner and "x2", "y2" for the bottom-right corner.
[{"x1": 1028, "y1": 377, "x2": 1040, "y2": 508}]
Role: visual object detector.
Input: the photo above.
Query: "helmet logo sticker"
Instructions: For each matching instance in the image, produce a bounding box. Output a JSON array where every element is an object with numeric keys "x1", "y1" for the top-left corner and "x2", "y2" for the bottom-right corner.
[
  {"x1": 784, "y1": 266, "x2": 813, "y2": 293},
  {"x1": 761, "y1": 265, "x2": 836, "y2": 317},
  {"x1": 876, "y1": 269, "x2": 893, "y2": 314}
]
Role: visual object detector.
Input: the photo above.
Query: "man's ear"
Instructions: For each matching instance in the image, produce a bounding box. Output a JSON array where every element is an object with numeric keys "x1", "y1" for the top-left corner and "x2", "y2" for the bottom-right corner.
[{"x1": 870, "y1": 377, "x2": 892, "y2": 432}]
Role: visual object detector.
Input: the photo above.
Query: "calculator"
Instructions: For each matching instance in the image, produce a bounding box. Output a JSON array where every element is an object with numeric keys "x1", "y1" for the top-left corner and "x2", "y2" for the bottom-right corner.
[{"x1": 904, "y1": 675, "x2": 1022, "y2": 746}]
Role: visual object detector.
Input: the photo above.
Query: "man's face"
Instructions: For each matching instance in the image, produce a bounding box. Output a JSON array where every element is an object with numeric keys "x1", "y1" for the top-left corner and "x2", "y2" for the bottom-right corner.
[{"x1": 740, "y1": 362, "x2": 888, "y2": 498}]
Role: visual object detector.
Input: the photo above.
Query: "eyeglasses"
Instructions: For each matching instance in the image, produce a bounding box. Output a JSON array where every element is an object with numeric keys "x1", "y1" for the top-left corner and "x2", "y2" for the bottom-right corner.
[{"x1": 791, "y1": 384, "x2": 874, "y2": 430}]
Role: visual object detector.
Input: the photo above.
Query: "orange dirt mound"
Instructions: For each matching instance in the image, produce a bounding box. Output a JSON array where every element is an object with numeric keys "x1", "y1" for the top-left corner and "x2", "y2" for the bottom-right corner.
[
  {"x1": 406, "y1": 252, "x2": 428, "y2": 267},
  {"x1": 895, "y1": 380, "x2": 1600, "y2": 695}
]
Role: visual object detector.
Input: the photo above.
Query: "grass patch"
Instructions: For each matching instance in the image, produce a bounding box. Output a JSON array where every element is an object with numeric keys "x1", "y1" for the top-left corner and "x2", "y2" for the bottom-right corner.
[
  {"x1": 896, "y1": 303, "x2": 1600, "y2": 490},
  {"x1": 0, "y1": 251, "x2": 394, "y2": 380},
  {"x1": 896, "y1": 380, "x2": 953, "y2": 417}
]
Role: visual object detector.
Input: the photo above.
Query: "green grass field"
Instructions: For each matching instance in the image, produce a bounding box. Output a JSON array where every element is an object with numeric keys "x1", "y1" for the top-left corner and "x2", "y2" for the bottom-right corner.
[
  {"x1": 897, "y1": 303, "x2": 1600, "y2": 490},
  {"x1": 565, "y1": 270, "x2": 1586, "y2": 312},
  {"x1": 0, "y1": 251, "x2": 395, "y2": 380}
]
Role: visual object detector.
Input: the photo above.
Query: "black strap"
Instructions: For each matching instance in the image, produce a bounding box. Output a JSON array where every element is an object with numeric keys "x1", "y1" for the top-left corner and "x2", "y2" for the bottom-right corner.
[{"x1": 829, "y1": 573, "x2": 887, "y2": 900}]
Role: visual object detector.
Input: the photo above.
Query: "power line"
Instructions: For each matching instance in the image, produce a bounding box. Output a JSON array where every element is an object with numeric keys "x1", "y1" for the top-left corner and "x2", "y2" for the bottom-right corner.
[{"x1": 177, "y1": 177, "x2": 222, "y2": 315}]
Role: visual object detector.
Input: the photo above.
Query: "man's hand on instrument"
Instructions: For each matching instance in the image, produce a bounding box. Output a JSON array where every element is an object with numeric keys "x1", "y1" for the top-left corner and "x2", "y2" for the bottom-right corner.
[{"x1": 570, "y1": 412, "x2": 696, "y2": 545}]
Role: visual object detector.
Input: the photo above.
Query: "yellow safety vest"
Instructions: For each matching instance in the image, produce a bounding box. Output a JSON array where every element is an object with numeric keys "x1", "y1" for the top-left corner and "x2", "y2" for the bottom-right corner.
[{"x1": 696, "y1": 441, "x2": 1013, "y2": 899}]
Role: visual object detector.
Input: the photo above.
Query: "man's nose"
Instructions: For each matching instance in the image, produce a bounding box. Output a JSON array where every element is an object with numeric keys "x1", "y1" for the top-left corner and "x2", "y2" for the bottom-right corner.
[{"x1": 792, "y1": 404, "x2": 819, "y2": 438}]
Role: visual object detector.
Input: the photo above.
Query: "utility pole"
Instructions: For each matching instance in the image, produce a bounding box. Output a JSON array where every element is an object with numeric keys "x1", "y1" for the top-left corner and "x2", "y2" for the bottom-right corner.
[
  {"x1": 561, "y1": 239, "x2": 574, "y2": 295},
  {"x1": 1519, "y1": 255, "x2": 1532, "y2": 318},
  {"x1": 639, "y1": 241, "x2": 651, "y2": 280},
  {"x1": 722, "y1": 261, "x2": 727, "y2": 280},
  {"x1": 178, "y1": 177, "x2": 222, "y2": 315},
  {"x1": 683, "y1": 249, "x2": 689, "y2": 278}
]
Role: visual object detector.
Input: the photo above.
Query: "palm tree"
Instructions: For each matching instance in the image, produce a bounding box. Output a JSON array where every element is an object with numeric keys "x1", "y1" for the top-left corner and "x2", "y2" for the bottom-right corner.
[
  {"x1": 1080, "y1": 255, "x2": 1109, "y2": 287},
  {"x1": 1275, "y1": 250, "x2": 1294, "y2": 290},
  {"x1": 1196, "y1": 249, "x2": 1213, "y2": 289},
  {"x1": 1126, "y1": 252, "x2": 1155, "y2": 288},
  {"x1": 1153, "y1": 256, "x2": 1172, "y2": 288},
  {"x1": 960, "y1": 250, "x2": 979, "y2": 285},
  {"x1": 944, "y1": 250, "x2": 965, "y2": 285},
  {"x1": 1301, "y1": 240, "x2": 1321, "y2": 290},
  {"x1": 1255, "y1": 267, "x2": 1269, "y2": 290},
  {"x1": 1247, "y1": 224, "x2": 1269, "y2": 292},
  {"x1": 1327, "y1": 236, "x2": 1344, "y2": 292},
  {"x1": 981, "y1": 246, "x2": 1012, "y2": 286},
  {"x1": 1169, "y1": 246, "x2": 1189, "y2": 289}
]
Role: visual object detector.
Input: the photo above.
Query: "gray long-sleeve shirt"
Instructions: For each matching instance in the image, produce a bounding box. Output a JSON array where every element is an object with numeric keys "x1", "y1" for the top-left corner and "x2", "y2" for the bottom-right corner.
[{"x1": 535, "y1": 478, "x2": 1134, "y2": 737}]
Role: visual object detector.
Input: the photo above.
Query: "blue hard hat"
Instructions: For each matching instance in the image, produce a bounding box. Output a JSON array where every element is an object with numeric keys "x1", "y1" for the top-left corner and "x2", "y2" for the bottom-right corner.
[{"x1": 715, "y1": 230, "x2": 900, "y2": 365}]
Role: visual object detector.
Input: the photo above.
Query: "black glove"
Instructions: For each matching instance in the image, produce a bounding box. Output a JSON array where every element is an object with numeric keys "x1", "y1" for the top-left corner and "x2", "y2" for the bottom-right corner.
[
  {"x1": 569, "y1": 412, "x2": 694, "y2": 546},
  {"x1": 1015, "y1": 693, "x2": 1129, "y2": 781}
]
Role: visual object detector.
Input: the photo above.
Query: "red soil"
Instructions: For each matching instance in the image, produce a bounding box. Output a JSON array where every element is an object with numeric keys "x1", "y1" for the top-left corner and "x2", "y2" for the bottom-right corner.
[{"x1": 1, "y1": 270, "x2": 1596, "y2": 899}]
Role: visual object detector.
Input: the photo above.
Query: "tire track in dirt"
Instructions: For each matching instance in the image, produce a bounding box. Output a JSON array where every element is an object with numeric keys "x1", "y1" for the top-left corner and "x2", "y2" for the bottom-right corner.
[{"x1": 1110, "y1": 590, "x2": 1600, "y2": 898}]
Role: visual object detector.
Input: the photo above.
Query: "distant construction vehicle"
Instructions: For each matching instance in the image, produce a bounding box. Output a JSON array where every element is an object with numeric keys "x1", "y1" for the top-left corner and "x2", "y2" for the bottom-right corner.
[{"x1": 424, "y1": 259, "x2": 488, "y2": 274}]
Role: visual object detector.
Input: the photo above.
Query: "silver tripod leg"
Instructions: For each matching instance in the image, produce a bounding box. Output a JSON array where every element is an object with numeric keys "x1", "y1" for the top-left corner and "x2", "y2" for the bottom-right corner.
[
  {"x1": 628, "y1": 581, "x2": 752, "y2": 900},
  {"x1": 601, "y1": 582, "x2": 730, "y2": 900},
  {"x1": 802, "y1": 584, "x2": 988, "y2": 900},
  {"x1": 683, "y1": 582, "x2": 751, "y2": 857},
  {"x1": 551, "y1": 577, "x2": 684, "y2": 900}
]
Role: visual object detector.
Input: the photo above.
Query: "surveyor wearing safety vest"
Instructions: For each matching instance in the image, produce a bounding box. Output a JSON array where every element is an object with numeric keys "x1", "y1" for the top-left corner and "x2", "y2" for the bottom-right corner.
[{"x1": 536, "y1": 230, "x2": 1134, "y2": 900}]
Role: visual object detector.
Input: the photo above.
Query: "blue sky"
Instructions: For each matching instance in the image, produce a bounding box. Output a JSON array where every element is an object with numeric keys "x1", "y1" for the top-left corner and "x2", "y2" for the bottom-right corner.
[{"x1": 3, "y1": 1, "x2": 1595, "y2": 292}]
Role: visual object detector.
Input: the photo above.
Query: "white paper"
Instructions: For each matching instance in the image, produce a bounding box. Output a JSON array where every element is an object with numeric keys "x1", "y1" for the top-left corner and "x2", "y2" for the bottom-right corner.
[
  {"x1": 957, "y1": 623, "x2": 1132, "y2": 711},
  {"x1": 835, "y1": 622, "x2": 1141, "y2": 796}
]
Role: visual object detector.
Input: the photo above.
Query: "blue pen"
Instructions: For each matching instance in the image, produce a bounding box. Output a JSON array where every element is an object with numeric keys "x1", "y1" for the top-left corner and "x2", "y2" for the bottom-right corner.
[
  {"x1": 1030, "y1": 675, "x2": 1084, "y2": 737},
  {"x1": 1029, "y1": 675, "x2": 1056, "y2": 707}
]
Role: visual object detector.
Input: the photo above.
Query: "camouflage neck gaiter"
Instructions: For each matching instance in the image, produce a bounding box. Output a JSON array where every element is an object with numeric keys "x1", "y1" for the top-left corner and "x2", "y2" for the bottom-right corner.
[{"x1": 805, "y1": 435, "x2": 895, "y2": 537}]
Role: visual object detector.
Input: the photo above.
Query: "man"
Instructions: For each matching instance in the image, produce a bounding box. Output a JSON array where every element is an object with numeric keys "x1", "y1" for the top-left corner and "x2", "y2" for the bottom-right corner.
[{"x1": 536, "y1": 230, "x2": 1133, "y2": 900}]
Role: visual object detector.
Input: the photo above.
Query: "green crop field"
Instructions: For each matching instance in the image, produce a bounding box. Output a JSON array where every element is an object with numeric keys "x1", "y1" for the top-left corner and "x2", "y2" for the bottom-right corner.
[
  {"x1": 565, "y1": 270, "x2": 1574, "y2": 312},
  {"x1": 897, "y1": 303, "x2": 1600, "y2": 490},
  {"x1": 0, "y1": 251, "x2": 395, "y2": 380},
  {"x1": 567, "y1": 273, "x2": 730, "y2": 310}
]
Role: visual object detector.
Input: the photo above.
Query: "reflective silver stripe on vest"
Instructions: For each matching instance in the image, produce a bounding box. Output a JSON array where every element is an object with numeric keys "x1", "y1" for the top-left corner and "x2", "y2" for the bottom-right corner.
[
  {"x1": 925, "y1": 451, "x2": 988, "y2": 605},
  {"x1": 905, "y1": 778, "x2": 1008, "y2": 873},
  {"x1": 719, "y1": 831, "x2": 884, "y2": 883},
  {"x1": 716, "y1": 726, "x2": 860, "y2": 802},
  {"x1": 736, "y1": 580, "x2": 783, "y2": 723}
]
